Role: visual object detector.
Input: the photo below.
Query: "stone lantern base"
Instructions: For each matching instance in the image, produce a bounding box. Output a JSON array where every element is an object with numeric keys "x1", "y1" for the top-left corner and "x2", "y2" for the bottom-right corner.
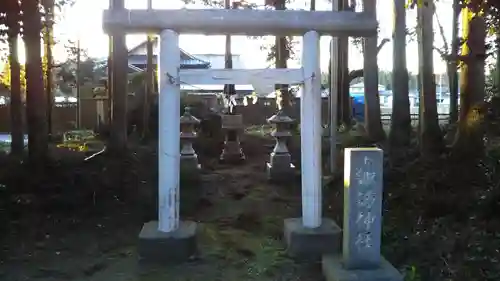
[
  {"x1": 180, "y1": 154, "x2": 202, "y2": 183},
  {"x1": 266, "y1": 152, "x2": 295, "y2": 182}
]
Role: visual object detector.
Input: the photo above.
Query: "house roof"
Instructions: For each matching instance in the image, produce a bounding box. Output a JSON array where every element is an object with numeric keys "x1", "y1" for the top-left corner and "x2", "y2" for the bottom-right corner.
[
  {"x1": 93, "y1": 60, "x2": 145, "y2": 75},
  {"x1": 128, "y1": 38, "x2": 211, "y2": 67}
]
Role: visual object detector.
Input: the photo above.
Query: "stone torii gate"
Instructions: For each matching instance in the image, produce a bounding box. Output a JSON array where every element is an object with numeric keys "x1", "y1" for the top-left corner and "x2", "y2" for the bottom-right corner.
[{"x1": 103, "y1": 8, "x2": 377, "y2": 262}]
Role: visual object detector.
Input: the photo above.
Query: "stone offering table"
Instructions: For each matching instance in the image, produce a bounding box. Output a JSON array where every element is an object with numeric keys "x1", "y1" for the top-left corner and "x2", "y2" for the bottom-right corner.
[
  {"x1": 322, "y1": 148, "x2": 402, "y2": 281},
  {"x1": 220, "y1": 113, "x2": 245, "y2": 163}
]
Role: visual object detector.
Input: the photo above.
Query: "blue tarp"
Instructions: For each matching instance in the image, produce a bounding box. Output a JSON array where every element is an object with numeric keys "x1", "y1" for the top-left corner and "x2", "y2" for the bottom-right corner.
[{"x1": 350, "y1": 93, "x2": 365, "y2": 122}]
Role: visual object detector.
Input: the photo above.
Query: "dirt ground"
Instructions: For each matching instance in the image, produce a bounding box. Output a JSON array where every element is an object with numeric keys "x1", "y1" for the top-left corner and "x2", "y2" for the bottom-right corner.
[
  {"x1": 0, "y1": 133, "x2": 499, "y2": 281},
  {"x1": 0, "y1": 135, "x2": 324, "y2": 281}
]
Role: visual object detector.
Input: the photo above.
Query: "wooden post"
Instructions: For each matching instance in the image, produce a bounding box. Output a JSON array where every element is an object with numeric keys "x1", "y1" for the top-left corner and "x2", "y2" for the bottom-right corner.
[
  {"x1": 158, "y1": 29, "x2": 181, "y2": 233},
  {"x1": 301, "y1": 31, "x2": 322, "y2": 228}
]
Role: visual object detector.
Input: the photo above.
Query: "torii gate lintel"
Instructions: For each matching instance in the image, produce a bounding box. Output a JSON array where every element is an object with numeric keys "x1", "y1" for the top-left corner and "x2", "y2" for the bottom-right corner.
[{"x1": 102, "y1": 9, "x2": 378, "y2": 37}]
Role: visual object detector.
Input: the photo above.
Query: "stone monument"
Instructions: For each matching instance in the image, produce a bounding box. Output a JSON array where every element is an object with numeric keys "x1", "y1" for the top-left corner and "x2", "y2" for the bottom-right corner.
[
  {"x1": 180, "y1": 106, "x2": 201, "y2": 181},
  {"x1": 220, "y1": 113, "x2": 245, "y2": 163},
  {"x1": 266, "y1": 110, "x2": 295, "y2": 181},
  {"x1": 322, "y1": 148, "x2": 403, "y2": 281}
]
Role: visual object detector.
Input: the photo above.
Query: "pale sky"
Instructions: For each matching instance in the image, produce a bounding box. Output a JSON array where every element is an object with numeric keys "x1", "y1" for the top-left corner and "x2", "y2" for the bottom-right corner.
[{"x1": 24, "y1": 0, "x2": 455, "y2": 73}]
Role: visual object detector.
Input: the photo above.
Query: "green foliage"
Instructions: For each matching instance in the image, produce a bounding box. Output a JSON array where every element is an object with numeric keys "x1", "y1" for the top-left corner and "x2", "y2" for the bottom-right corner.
[
  {"x1": 404, "y1": 265, "x2": 422, "y2": 281},
  {"x1": 486, "y1": 51, "x2": 498, "y2": 98},
  {"x1": 0, "y1": 56, "x2": 49, "y2": 92},
  {"x1": 262, "y1": 36, "x2": 297, "y2": 63},
  {"x1": 54, "y1": 40, "x2": 100, "y2": 94}
]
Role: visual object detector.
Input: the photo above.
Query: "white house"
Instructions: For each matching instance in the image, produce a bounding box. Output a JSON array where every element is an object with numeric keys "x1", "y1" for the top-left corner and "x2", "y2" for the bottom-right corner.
[{"x1": 127, "y1": 38, "x2": 254, "y2": 95}]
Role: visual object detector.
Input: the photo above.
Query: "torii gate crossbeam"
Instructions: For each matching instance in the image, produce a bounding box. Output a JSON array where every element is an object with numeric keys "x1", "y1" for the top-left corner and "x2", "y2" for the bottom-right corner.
[{"x1": 103, "y1": 9, "x2": 378, "y2": 36}]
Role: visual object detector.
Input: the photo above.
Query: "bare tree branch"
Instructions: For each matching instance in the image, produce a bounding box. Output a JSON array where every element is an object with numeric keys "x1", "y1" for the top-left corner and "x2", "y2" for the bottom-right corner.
[
  {"x1": 349, "y1": 38, "x2": 390, "y2": 82},
  {"x1": 433, "y1": 46, "x2": 448, "y2": 61},
  {"x1": 377, "y1": 38, "x2": 390, "y2": 53},
  {"x1": 434, "y1": 6, "x2": 449, "y2": 55}
]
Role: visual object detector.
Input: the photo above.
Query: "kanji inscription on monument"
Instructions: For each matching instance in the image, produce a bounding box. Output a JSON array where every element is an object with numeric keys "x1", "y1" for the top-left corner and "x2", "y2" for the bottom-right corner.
[{"x1": 343, "y1": 147, "x2": 383, "y2": 269}]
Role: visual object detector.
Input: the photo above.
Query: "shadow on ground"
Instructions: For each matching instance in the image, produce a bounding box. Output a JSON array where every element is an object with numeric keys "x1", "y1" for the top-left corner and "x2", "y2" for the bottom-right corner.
[{"x1": 1, "y1": 133, "x2": 500, "y2": 281}]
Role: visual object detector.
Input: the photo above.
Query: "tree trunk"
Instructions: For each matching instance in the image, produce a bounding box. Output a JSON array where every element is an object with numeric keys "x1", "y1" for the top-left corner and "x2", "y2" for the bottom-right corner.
[
  {"x1": 496, "y1": 32, "x2": 500, "y2": 97},
  {"x1": 448, "y1": 0, "x2": 460, "y2": 123},
  {"x1": 362, "y1": 0, "x2": 385, "y2": 141},
  {"x1": 43, "y1": 0, "x2": 54, "y2": 138},
  {"x1": 109, "y1": 0, "x2": 128, "y2": 153},
  {"x1": 107, "y1": 37, "x2": 113, "y2": 124},
  {"x1": 274, "y1": 0, "x2": 290, "y2": 113},
  {"x1": 338, "y1": 0, "x2": 351, "y2": 126},
  {"x1": 452, "y1": 13, "x2": 486, "y2": 159},
  {"x1": 223, "y1": 0, "x2": 236, "y2": 113},
  {"x1": 417, "y1": 0, "x2": 442, "y2": 158},
  {"x1": 142, "y1": 0, "x2": 153, "y2": 140},
  {"x1": 22, "y1": 0, "x2": 48, "y2": 163},
  {"x1": 389, "y1": 0, "x2": 411, "y2": 148},
  {"x1": 339, "y1": 38, "x2": 351, "y2": 125},
  {"x1": 6, "y1": 8, "x2": 24, "y2": 157},
  {"x1": 330, "y1": 0, "x2": 349, "y2": 127}
]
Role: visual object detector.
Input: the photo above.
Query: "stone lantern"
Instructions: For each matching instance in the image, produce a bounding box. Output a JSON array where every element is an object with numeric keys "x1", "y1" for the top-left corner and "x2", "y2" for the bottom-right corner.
[
  {"x1": 266, "y1": 110, "x2": 295, "y2": 181},
  {"x1": 220, "y1": 113, "x2": 245, "y2": 163},
  {"x1": 180, "y1": 107, "x2": 201, "y2": 177}
]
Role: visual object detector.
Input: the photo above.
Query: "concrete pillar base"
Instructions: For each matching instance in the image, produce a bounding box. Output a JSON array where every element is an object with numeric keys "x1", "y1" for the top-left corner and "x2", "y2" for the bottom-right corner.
[
  {"x1": 284, "y1": 217, "x2": 341, "y2": 259},
  {"x1": 322, "y1": 255, "x2": 403, "y2": 281},
  {"x1": 138, "y1": 220, "x2": 197, "y2": 264}
]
